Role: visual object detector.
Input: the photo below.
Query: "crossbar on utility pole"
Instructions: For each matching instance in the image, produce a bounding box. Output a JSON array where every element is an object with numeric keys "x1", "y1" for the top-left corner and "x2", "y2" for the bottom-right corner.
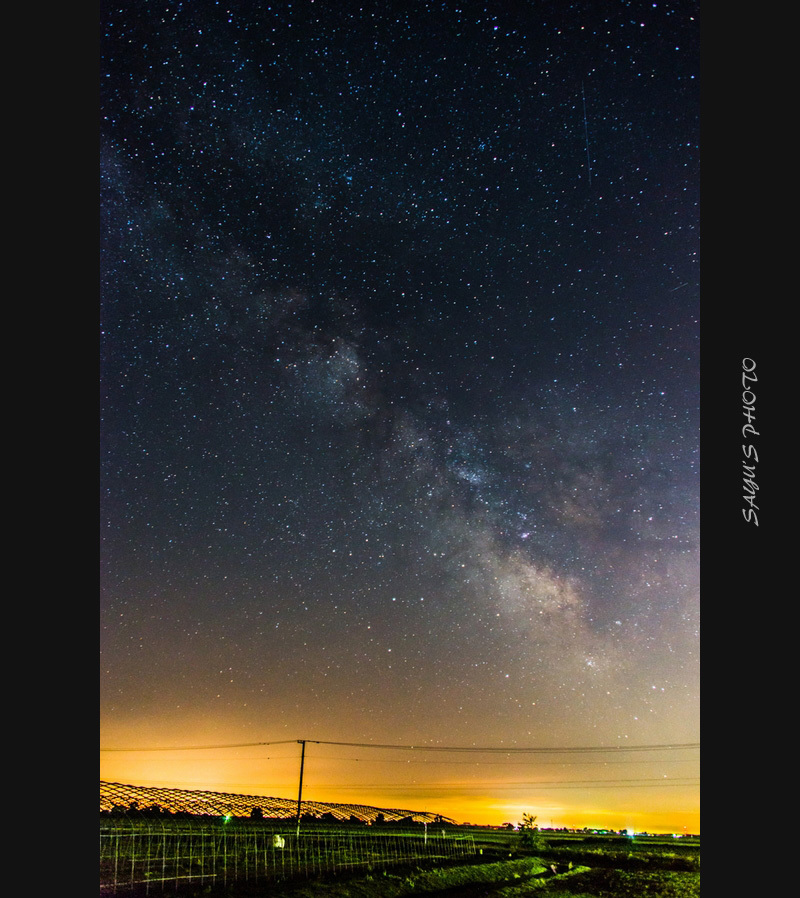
[{"x1": 296, "y1": 739, "x2": 306, "y2": 838}]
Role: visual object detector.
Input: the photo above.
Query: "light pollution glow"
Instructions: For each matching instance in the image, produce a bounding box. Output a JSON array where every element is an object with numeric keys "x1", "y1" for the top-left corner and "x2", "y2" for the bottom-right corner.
[{"x1": 100, "y1": 730, "x2": 699, "y2": 834}]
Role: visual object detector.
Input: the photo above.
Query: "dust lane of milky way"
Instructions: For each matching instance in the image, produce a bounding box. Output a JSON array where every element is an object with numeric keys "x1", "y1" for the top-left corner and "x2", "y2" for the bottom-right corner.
[{"x1": 100, "y1": 0, "x2": 699, "y2": 832}]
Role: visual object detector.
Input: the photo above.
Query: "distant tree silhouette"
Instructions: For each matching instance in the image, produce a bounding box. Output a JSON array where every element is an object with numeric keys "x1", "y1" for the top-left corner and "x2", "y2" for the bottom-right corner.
[{"x1": 517, "y1": 813, "x2": 546, "y2": 850}]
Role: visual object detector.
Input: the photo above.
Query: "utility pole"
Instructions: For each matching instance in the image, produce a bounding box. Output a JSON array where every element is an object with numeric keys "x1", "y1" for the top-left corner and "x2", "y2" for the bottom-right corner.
[{"x1": 296, "y1": 740, "x2": 306, "y2": 838}]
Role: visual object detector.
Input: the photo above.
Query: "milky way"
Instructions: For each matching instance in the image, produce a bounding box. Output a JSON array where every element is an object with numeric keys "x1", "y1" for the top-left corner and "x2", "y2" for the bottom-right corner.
[{"x1": 101, "y1": 0, "x2": 699, "y2": 829}]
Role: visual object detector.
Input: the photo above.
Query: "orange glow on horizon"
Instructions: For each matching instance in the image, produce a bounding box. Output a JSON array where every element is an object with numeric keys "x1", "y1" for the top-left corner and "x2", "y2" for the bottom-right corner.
[{"x1": 100, "y1": 734, "x2": 699, "y2": 835}]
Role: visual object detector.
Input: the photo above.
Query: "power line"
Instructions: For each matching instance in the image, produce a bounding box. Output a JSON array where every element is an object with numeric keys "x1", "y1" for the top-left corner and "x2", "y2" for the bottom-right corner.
[
  {"x1": 311, "y1": 741, "x2": 699, "y2": 754},
  {"x1": 338, "y1": 780, "x2": 700, "y2": 797},
  {"x1": 312, "y1": 777, "x2": 700, "y2": 790},
  {"x1": 253, "y1": 755, "x2": 698, "y2": 766},
  {"x1": 101, "y1": 739, "x2": 698, "y2": 755},
  {"x1": 112, "y1": 776, "x2": 699, "y2": 793},
  {"x1": 100, "y1": 740, "x2": 300, "y2": 752},
  {"x1": 101, "y1": 754, "x2": 699, "y2": 768}
]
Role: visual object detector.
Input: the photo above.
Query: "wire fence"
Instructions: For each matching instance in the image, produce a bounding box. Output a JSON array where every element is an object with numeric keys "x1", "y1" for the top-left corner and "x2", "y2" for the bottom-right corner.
[{"x1": 100, "y1": 817, "x2": 477, "y2": 894}]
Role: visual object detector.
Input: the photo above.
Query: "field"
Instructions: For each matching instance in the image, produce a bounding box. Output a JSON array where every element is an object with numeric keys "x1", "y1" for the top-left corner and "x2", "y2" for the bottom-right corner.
[
  {"x1": 99, "y1": 782, "x2": 700, "y2": 896},
  {"x1": 100, "y1": 818, "x2": 476, "y2": 894},
  {"x1": 165, "y1": 830, "x2": 700, "y2": 897}
]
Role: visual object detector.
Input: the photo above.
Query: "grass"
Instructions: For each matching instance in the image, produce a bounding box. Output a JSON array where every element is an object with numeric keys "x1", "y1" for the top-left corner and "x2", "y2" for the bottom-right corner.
[
  {"x1": 181, "y1": 856, "x2": 556, "y2": 896},
  {"x1": 163, "y1": 832, "x2": 700, "y2": 897},
  {"x1": 178, "y1": 848, "x2": 699, "y2": 897},
  {"x1": 521, "y1": 868, "x2": 701, "y2": 898}
]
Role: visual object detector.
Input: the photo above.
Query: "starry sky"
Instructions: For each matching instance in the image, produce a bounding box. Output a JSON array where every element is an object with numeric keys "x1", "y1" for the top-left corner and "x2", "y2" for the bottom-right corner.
[{"x1": 100, "y1": 0, "x2": 700, "y2": 832}]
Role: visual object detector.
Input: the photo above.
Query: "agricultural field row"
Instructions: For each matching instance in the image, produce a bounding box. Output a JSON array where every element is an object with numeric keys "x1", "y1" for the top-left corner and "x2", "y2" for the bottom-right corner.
[{"x1": 167, "y1": 833, "x2": 700, "y2": 897}]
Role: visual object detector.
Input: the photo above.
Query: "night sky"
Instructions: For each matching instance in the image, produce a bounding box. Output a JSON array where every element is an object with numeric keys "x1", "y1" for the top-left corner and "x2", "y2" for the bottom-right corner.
[{"x1": 100, "y1": 0, "x2": 700, "y2": 832}]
